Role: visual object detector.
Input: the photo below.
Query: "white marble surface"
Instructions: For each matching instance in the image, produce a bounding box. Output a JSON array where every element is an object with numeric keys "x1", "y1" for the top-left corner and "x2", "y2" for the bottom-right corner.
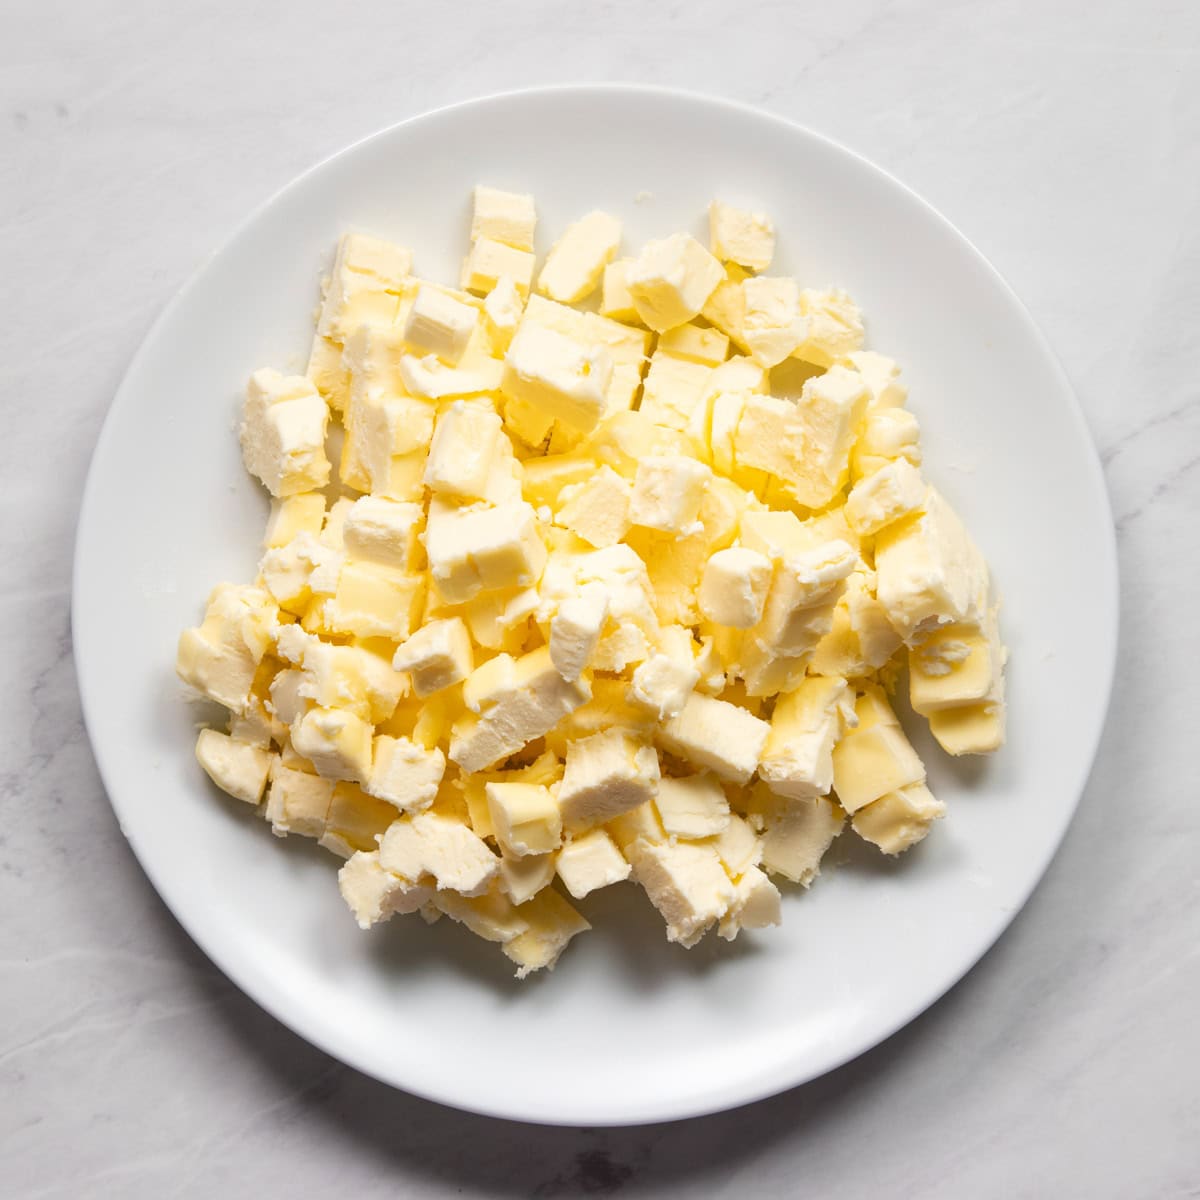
[{"x1": 3, "y1": 0, "x2": 1197, "y2": 1194}]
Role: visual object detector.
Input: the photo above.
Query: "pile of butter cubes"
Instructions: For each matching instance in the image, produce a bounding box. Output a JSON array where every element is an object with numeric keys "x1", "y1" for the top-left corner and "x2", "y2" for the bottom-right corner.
[{"x1": 177, "y1": 187, "x2": 1006, "y2": 978}]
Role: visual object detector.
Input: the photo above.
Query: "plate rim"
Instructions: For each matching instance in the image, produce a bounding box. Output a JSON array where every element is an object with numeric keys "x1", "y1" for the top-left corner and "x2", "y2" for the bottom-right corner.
[{"x1": 71, "y1": 83, "x2": 1120, "y2": 1126}]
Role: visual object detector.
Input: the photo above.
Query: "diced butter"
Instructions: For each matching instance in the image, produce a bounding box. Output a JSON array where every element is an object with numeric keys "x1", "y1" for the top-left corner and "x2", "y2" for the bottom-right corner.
[
  {"x1": 290, "y1": 706, "x2": 374, "y2": 784},
  {"x1": 555, "y1": 466, "x2": 632, "y2": 548},
  {"x1": 629, "y1": 652, "x2": 699, "y2": 721},
  {"x1": 404, "y1": 284, "x2": 478, "y2": 364},
  {"x1": 557, "y1": 728, "x2": 661, "y2": 832},
  {"x1": 831, "y1": 690, "x2": 926, "y2": 813},
  {"x1": 742, "y1": 276, "x2": 806, "y2": 367},
  {"x1": 549, "y1": 584, "x2": 609, "y2": 681},
  {"x1": 699, "y1": 546, "x2": 772, "y2": 628},
  {"x1": 176, "y1": 583, "x2": 277, "y2": 712},
  {"x1": 502, "y1": 323, "x2": 613, "y2": 432},
  {"x1": 537, "y1": 211, "x2": 621, "y2": 303},
  {"x1": 378, "y1": 811, "x2": 499, "y2": 895},
  {"x1": 793, "y1": 289, "x2": 865, "y2": 367},
  {"x1": 264, "y1": 494, "x2": 326, "y2": 549},
  {"x1": 658, "y1": 323, "x2": 730, "y2": 367},
  {"x1": 499, "y1": 851, "x2": 557, "y2": 905},
  {"x1": 599, "y1": 258, "x2": 640, "y2": 323},
  {"x1": 338, "y1": 849, "x2": 434, "y2": 928},
  {"x1": 627, "y1": 232, "x2": 725, "y2": 332},
  {"x1": 655, "y1": 773, "x2": 730, "y2": 838},
  {"x1": 341, "y1": 497, "x2": 424, "y2": 571},
  {"x1": 627, "y1": 837, "x2": 734, "y2": 947},
  {"x1": 502, "y1": 888, "x2": 591, "y2": 979},
  {"x1": 470, "y1": 185, "x2": 537, "y2": 251},
  {"x1": 317, "y1": 232, "x2": 411, "y2": 341},
  {"x1": 195, "y1": 729, "x2": 275, "y2": 805},
  {"x1": 851, "y1": 781, "x2": 944, "y2": 855},
  {"x1": 760, "y1": 675, "x2": 851, "y2": 800},
  {"x1": 556, "y1": 828, "x2": 630, "y2": 899},
  {"x1": 461, "y1": 236, "x2": 536, "y2": 297},
  {"x1": 629, "y1": 454, "x2": 712, "y2": 534},
  {"x1": 708, "y1": 201, "x2": 775, "y2": 272},
  {"x1": 240, "y1": 369, "x2": 331, "y2": 498},
  {"x1": 367, "y1": 736, "x2": 445, "y2": 812},
  {"x1": 846, "y1": 459, "x2": 926, "y2": 537},
  {"x1": 486, "y1": 781, "x2": 563, "y2": 857},
  {"x1": 424, "y1": 498, "x2": 547, "y2": 605},
  {"x1": 658, "y1": 692, "x2": 769, "y2": 784}
]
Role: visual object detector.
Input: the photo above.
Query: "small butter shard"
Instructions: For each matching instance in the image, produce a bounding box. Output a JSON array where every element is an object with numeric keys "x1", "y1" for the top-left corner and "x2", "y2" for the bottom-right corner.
[
  {"x1": 627, "y1": 233, "x2": 725, "y2": 332},
  {"x1": 708, "y1": 201, "x2": 775, "y2": 272},
  {"x1": 537, "y1": 211, "x2": 622, "y2": 303}
]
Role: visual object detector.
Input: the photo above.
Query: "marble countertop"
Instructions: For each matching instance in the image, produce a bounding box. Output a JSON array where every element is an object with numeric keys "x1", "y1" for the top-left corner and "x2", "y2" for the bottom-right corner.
[{"x1": 3, "y1": 1, "x2": 1197, "y2": 1195}]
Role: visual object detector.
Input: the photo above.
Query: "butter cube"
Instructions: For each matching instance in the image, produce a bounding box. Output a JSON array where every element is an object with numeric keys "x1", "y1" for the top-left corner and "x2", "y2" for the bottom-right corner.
[
  {"x1": 305, "y1": 332, "x2": 350, "y2": 413},
  {"x1": 326, "y1": 561, "x2": 424, "y2": 641},
  {"x1": 279, "y1": 630, "x2": 404, "y2": 724},
  {"x1": 502, "y1": 324, "x2": 613, "y2": 432},
  {"x1": 195, "y1": 729, "x2": 274, "y2": 805},
  {"x1": 657, "y1": 323, "x2": 730, "y2": 366},
  {"x1": 264, "y1": 494, "x2": 326, "y2": 549},
  {"x1": 424, "y1": 498, "x2": 547, "y2": 605},
  {"x1": 423, "y1": 401, "x2": 503, "y2": 501},
  {"x1": 752, "y1": 540, "x2": 857, "y2": 657},
  {"x1": 520, "y1": 452, "x2": 594, "y2": 508},
  {"x1": 655, "y1": 773, "x2": 730, "y2": 839},
  {"x1": 909, "y1": 609, "x2": 1002, "y2": 715},
  {"x1": 378, "y1": 811, "x2": 499, "y2": 895},
  {"x1": 367, "y1": 736, "x2": 445, "y2": 812},
  {"x1": 638, "y1": 350, "x2": 715, "y2": 432},
  {"x1": 499, "y1": 851, "x2": 557, "y2": 905},
  {"x1": 317, "y1": 232, "x2": 410, "y2": 341},
  {"x1": 599, "y1": 258, "x2": 640, "y2": 322},
  {"x1": 846, "y1": 459, "x2": 926, "y2": 537},
  {"x1": 928, "y1": 699, "x2": 1005, "y2": 756},
  {"x1": 258, "y1": 533, "x2": 342, "y2": 615},
  {"x1": 557, "y1": 728, "x2": 661, "y2": 832},
  {"x1": 708, "y1": 201, "x2": 775, "y2": 272},
  {"x1": 461, "y1": 236, "x2": 536, "y2": 296},
  {"x1": 718, "y1": 865, "x2": 782, "y2": 940},
  {"x1": 759, "y1": 675, "x2": 850, "y2": 800},
  {"x1": 851, "y1": 782, "x2": 944, "y2": 855},
  {"x1": 701, "y1": 264, "x2": 751, "y2": 349},
  {"x1": 393, "y1": 617, "x2": 473, "y2": 697},
  {"x1": 502, "y1": 888, "x2": 591, "y2": 979},
  {"x1": 338, "y1": 850, "x2": 433, "y2": 929},
  {"x1": 290, "y1": 706, "x2": 373, "y2": 784},
  {"x1": 658, "y1": 692, "x2": 769, "y2": 784},
  {"x1": 629, "y1": 653, "x2": 699, "y2": 721},
  {"x1": 470, "y1": 185, "x2": 536, "y2": 250},
  {"x1": 845, "y1": 350, "x2": 907, "y2": 409},
  {"x1": 403, "y1": 284, "x2": 478, "y2": 364},
  {"x1": 341, "y1": 497, "x2": 423, "y2": 571},
  {"x1": 240, "y1": 369, "x2": 331, "y2": 498},
  {"x1": 755, "y1": 789, "x2": 845, "y2": 885},
  {"x1": 537, "y1": 210, "x2": 621, "y2": 303},
  {"x1": 449, "y1": 646, "x2": 591, "y2": 772},
  {"x1": 556, "y1": 829, "x2": 630, "y2": 899},
  {"x1": 324, "y1": 781, "x2": 398, "y2": 855},
  {"x1": 176, "y1": 584, "x2": 277, "y2": 712},
  {"x1": 555, "y1": 466, "x2": 632, "y2": 548},
  {"x1": 482, "y1": 275, "x2": 524, "y2": 352},
  {"x1": 627, "y1": 232, "x2": 725, "y2": 332},
  {"x1": 264, "y1": 762, "x2": 335, "y2": 838},
  {"x1": 793, "y1": 288, "x2": 865, "y2": 367},
  {"x1": 874, "y1": 488, "x2": 989, "y2": 639},
  {"x1": 627, "y1": 837, "x2": 734, "y2": 947},
  {"x1": 708, "y1": 812, "x2": 762, "y2": 876},
  {"x1": 742, "y1": 276, "x2": 806, "y2": 367},
  {"x1": 629, "y1": 455, "x2": 712, "y2": 533},
  {"x1": 486, "y1": 782, "x2": 563, "y2": 857},
  {"x1": 831, "y1": 693, "x2": 925, "y2": 813},
  {"x1": 397, "y1": 352, "x2": 503, "y2": 401},
  {"x1": 851, "y1": 406, "x2": 923, "y2": 480},
  {"x1": 809, "y1": 568, "x2": 902, "y2": 678},
  {"x1": 549, "y1": 584, "x2": 610, "y2": 681},
  {"x1": 699, "y1": 547, "x2": 772, "y2": 628}
]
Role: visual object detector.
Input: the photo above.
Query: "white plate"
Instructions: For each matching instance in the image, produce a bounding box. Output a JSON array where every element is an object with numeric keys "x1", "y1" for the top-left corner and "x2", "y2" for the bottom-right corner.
[{"x1": 73, "y1": 86, "x2": 1118, "y2": 1126}]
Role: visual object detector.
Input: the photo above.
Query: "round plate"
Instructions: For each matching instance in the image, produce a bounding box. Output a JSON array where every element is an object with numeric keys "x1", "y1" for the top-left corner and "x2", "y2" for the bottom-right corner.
[{"x1": 73, "y1": 86, "x2": 1118, "y2": 1125}]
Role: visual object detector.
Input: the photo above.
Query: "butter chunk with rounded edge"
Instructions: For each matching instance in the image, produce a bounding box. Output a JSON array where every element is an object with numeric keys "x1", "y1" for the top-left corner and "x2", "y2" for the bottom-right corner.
[
  {"x1": 557, "y1": 728, "x2": 661, "y2": 832},
  {"x1": 537, "y1": 211, "x2": 622, "y2": 303},
  {"x1": 556, "y1": 829, "x2": 630, "y2": 899},
  {"x1": 831, "y1": 696, "x2": 925, "y2": 813},
  {"x1": 486, "y1": 782, "x2": 563, "y2": 858},
  {"x1": 499, "y1": 851, "x2": 557, "y2": 905},
  {"x1": 657, "y1": 692, "x2": 769, "y2": 784},
  {"x1": 718, "y1": 865, "x2": 782, "y2": 940},
  {"x1": 378, "y1": 811, "x2": 499, "y2": 895},
  {"x1": 470, "y1": 185, "x2": 537, "y2": 251},
  {"x1": 655, "y1": 773, "x2": 730, "y2": 839},
  {"x1": 502, "y1": 324, "x2": 613, "y2": 432},
  {"x1": 629, "y1": 653, "x2": 699, "y2": 721},
  {"x1": 851, "y1": 782, "x2": 944, "y2": 854},
  {"x1": 367, "y1": 736, "x2": 445, "y2": 813},
  {"x1": 240, "y1": 369, "x2": 331, "y2": 499},
  {"x1": 628, "y1": 233, "x2": 725, "y2": 332},
  {"x1": 502, "y1": 888, "x2": 591, "y2": 979},
  {"x1": 708, "y1": 201, "x2": 776, "y2": 272},
  {"x1": 265, "y1": 763, "x2": 335, "y2": 838},
  {"x1": 195, "y1": 729, "x2": 274, "y2": 805},
  {"x1": 424, "y1": 401, "x2": 504, "y2": 501}
]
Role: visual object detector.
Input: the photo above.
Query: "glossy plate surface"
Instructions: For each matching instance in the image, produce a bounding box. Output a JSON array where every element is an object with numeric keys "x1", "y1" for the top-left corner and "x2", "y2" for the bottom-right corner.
[{"x1": 74, "y1": 86, "x2": 1118, "y2": 1125}]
